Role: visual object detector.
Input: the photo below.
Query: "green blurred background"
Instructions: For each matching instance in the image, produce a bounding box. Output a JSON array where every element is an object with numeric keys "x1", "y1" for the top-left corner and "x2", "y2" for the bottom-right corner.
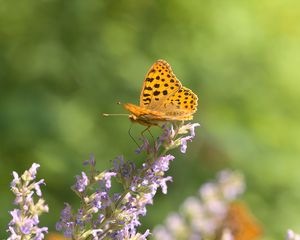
[{"x1": 1, "y1": 0, "x2": 300, "y2": 239}]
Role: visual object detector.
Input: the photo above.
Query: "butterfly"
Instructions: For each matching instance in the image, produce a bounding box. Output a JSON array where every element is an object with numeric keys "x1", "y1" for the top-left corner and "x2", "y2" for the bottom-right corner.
[
  {"x1": 221, "y1": 202, "x2": 262, "y2": 240},
  {"x1": 123, "y1": 60, "x2": 198, "y2": 126}
]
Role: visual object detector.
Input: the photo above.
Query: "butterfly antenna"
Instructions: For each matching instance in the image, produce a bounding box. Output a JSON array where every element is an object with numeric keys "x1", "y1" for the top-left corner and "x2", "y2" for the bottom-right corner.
[
  {"x1": 102, "y1": 101, "x2": 126, "y2": 116},
  {"x1": 102, "y1": 113, "x2": 128, "y2": 117}
]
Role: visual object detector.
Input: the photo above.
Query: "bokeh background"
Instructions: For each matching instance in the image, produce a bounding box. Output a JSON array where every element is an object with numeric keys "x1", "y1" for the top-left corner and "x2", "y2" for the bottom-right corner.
[{"x1": 1, "y1": 0, "x2": 300, "y2": 239}]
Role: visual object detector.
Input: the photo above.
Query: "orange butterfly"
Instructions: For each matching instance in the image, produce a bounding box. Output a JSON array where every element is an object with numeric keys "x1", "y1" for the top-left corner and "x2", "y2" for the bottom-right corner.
[
  {"x1": 221, "y1": 202, "x2": 262, "y2": 240},
  {"x1": 123, "y1": 60, "x2": 198, "y2": 126}
]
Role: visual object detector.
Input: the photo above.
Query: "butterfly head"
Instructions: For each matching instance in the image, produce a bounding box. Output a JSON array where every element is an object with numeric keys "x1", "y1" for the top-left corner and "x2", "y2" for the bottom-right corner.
[
  {"x1": 128, "y1": 112, "x2": 157, "y2": 126},
  {"x1": 124, "y1": 103, "x2": 161, "y2": 126},
  {"x1": 128, "y1": 113, "x2": 137, "y2": 122}
]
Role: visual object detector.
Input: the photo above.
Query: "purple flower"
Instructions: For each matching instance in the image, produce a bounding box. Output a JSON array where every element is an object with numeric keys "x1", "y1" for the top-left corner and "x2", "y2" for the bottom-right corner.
[
  {"x1": 56, "y1": 203, "x2": 74, "y2": 237},
  {"x1": 84, "y1": 154, "x2": 96, "y2": 166},
  {"x1": 56, "y1": 122, "x2": 200, "y2": 239},
  {"x1": 158, "y1": 124, "x2": 175, "y2": 148},
  {"x1": 75, "y1": 172, "x2": 89, "y2": 192},
  {"x1": 34, "y1": 179, "x2": 45, "y2": 197},
  {"x1": 152, "y1": 155, "x2": 175, "y2": 172},
  {"x1": 7, "y1": 163, "x2": 48, "y2": 239},
  {"x1": 7, "y1": 227, "x2": 20, "y2": 240},
  {"x1": 34, "y1": 227, "x2": 48, "y2": 240},
  {"x1": 158, "y1": 176, "x2": 173, "y2": 194},
  {"x1": 20, "y1": 219, "x2": 33, "y2": 234},
  {"x1": 178, "y1": 123, "x2": 200, "y2": 137},
  {"x1": 102, "y1": 171, "x2": 117, "y2": 189},
  {"x1": 178, "y1": 123, "x2": 200, "y2": 153},
  {"x1": 180, "y1": 136, "x2": 193, "y2": 153},
  {"x1": 28, "y1": 163, "x2": 40, "y2": 177},
  {"x1": 11, "y1": 172, "x2": 20, "y2": 188}
]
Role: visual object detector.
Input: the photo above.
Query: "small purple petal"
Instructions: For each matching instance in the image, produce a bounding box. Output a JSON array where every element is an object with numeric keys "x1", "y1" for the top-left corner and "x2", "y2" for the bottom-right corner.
[
  {"x1": 103, "y1": 171, "x2": 117, "y2": 189},
  {"x1": 9, "y1": 209, "x2": 21, "y2": 224},
  {"x1": 11, "y1": 172, "x2": 20, "y2": 187},
  {"x1": 141, "y1": 229, "x2": 150, "y2": 239},
  {"x1": 34, "y1": 179, "x2": 45, "y2": 196},
  {"x1": 20, "y1": 218, "x2": 34, "y2": 234},
  {"x1": 152, "y1": 155, "x2": 174, "y2": 172},
  {"x1": 84, "y1": 154, "x2": 96, "y2": 166},
  {"x1": 75, "y1": 172, "x2": 89, "y2": 192},
  {"x1": 180, "y1": 136, "x2": 193, "y2": 153},
  {"x1": 7, "y1": 226, "x2": 20, "y2": 239},
  {"x1": 189, "y1": 123, "x2": 200, "y2": 137},
  {"x1": 159, "y1": 176, "x2": 173, "y2": 194},
  {"x1": 35, "y1": 227, "x2": 48, "y2": 240},
  {"x1": 29, "y1": 163, "x2": 40, "y2": 178}
]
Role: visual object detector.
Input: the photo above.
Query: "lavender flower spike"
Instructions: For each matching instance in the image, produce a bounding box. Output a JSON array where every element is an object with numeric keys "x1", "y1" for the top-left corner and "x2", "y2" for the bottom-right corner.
[
  {"x1": 7, "y1": 163, "x2": 49, "y2": 240},
  {"x1": 56, "y1": 122, "x2": 200, "y2": 239}
]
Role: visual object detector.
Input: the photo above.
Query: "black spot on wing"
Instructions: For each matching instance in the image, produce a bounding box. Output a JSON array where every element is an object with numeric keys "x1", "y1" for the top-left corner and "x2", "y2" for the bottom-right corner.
[
  {"x1": 153, "y1": 91, "x2": 160, "y2": 96},
  {"x1": 146, "y1": 78, "x2": 154, "y2": 82}
]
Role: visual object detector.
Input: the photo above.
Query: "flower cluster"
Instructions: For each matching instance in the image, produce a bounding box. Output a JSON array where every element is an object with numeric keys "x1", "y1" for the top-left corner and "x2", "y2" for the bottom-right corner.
[
  {"x1": 152, "y1": 170, "x2": 246, "y2": 240},
  {"x1": 7, "y1": 163, "x2": 49, "y2": 240},
  {"x1": 287, "y1": 230, "x2": 300, "y2": 240},
  {"x1": 5, "y1": 123, "x2": 300, "y2": 240},
  {"x1": 55, "y1": 123, "x2": 200, "y2": 239}
]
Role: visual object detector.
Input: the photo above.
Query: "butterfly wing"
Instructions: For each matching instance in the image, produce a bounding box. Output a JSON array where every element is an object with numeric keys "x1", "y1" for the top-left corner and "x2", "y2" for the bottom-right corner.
[
  {"x1": 125, "y1": 59, "x2": 198, "y2": 125},
  {"x1": 126, "y1": 87, "x2": 198, "y2": 121},
  {"x1": 224, "y1": 203, "x2": 262, "y2": 240},
  {"x1": 158, "y1": 86, "x2": 198, "y2": 120},
  {"x1": 139, "y1": 60, "x2": 182, "y2": 110}
]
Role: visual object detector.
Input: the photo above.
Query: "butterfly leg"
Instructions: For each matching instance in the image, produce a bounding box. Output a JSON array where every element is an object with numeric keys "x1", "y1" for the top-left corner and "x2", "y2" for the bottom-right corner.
[
  {"x1": 141, "y1": 126, "x2": 151, "y2": 139},
  {"x1": 147, "y1": 128, "x2": 155, "y2": 144},
  {"x1": 140, "y1": 126, "x2": 156, "y2": 148},
  {"x1": 128, "y1": 125, "x2": 141, "y2": 148}
]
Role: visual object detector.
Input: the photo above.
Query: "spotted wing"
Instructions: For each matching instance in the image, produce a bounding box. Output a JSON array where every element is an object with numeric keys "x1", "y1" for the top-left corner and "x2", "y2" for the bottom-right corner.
[
  {"x1": 159, "y1": 86, "x2": 198, "y2": 120},
  {"x1": 139, "y1": 60, "x2": 182, "y2": 110}
]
